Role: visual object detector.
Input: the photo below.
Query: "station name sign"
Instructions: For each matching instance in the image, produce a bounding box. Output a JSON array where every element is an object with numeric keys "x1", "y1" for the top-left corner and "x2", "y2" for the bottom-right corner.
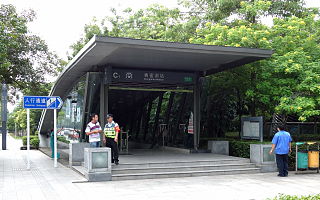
[{"x1": 108, "y1": 68, "x2": 195, "y2": 85}]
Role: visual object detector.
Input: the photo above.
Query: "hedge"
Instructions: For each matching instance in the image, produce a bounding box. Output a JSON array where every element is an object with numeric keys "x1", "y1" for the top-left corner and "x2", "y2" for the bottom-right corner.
[
  {"x1": 30, "y1": 138, "x2": 40, "y2": 148},
  {"x1": 22, "y1": 135, "x2": 40, "y2": 149},
  {"x1": 203, "y1": 137, "x2": 320, "y2": 170},
  {"x1": 291, "y1": 134, "x2": 320, "y2": 142},
  {"x1": 229, "y1": 140, "x2": 260, "y2": 158},
  {"x1": 57, "y1": 136, "x2": 70, "y2": 144}
]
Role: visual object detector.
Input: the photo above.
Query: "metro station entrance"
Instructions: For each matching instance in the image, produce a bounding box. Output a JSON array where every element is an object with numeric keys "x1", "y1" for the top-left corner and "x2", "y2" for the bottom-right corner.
[
  {"x1": 80, "y1": 67, "x2": 200, "y2": 150},
  {"x1": 39, "y1": 36, "x2": 272, "y2": 153},
  {"x1": 37, "y1": 37, "x2": 272, "y2": 180}
]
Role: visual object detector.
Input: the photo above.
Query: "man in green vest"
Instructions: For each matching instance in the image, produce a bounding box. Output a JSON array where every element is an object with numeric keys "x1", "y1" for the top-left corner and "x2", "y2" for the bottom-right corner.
[{"x1": 103, "y1": 114, "x2": 120, "y2": 165}]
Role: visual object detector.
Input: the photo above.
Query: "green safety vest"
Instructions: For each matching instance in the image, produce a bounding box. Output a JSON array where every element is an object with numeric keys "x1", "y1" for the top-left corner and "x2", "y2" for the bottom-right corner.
[{"x1": 104, "y1": 127, "x2": 116, "y2": 138}]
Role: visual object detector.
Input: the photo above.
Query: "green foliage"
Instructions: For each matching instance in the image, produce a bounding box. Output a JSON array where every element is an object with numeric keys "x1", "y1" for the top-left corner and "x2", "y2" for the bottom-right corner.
[
  {"x1": 179, "y1": 0, "x2": 307, "y2": 22},
  {"x1": 69, "y1": 4, "x2": 199, "y2": 58},
  {"x1": 191, "y1": 5, "x2": 320, "y2": 121},
  {"x1": 7, "y1": 103, "x2": 40, "y2": 134},
  {"x1": 22, "y1": 135, "x2": 39, "y2": 148},
  {"x1": 269, "y1": 194, "x2": 320, "y2": 200},
  {"x1": 229, "y1": 140, "x2": 257, "y2": 158},
  {"x1": 0, "y1": 4, "x2": 59, "y2": 90},
  {"x1": 30, "y1": 137, "x2": 40, "y2": 148},
  {"x1": 291, "y1": 134, "x2": 320, "y2": 142},
  {"x1": 67, "y1": 1, "x2": 320, "y2": 138},
  {"x1": 57, "y1": 136, "x2": 70, "y2": 144}
]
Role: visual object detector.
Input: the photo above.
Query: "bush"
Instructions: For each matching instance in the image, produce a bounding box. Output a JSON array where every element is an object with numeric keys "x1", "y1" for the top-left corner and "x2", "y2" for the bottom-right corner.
[
  {"x1": 202, "y1": 138, "x2": 268, "y2": 158},
  {"x1": 57, "y1": 136, "x2": 70, "y2": 144},
  {"x1": 22, "y1": 135, "x2": 40, "y2": 149},
  {"x1": 22, "y1": 135, "x2": 38, "y2": 146},
  {"x1": 30, "y1": 137, "x2": 40, "y2": 149},
  {"x1": 229, "y1": 140, "x2": 257, "y2": 158}
]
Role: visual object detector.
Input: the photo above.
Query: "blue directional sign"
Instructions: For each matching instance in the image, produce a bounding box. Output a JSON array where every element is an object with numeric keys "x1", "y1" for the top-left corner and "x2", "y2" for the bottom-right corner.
[{"x1": 23, "y1": 96, "x2": 63, "y2": 109}]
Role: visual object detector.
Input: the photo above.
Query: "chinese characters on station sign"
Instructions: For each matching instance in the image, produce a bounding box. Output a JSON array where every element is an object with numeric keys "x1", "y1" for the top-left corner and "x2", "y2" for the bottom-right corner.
[
  {"x1": 109, "y1": 68, "x2": 195, "y2": 85},
  {"x1": 143, "y1": 72, "x2": 165, "y2": 81}
]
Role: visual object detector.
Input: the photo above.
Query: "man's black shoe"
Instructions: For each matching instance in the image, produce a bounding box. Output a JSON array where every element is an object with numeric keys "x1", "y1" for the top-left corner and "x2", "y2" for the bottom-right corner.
[{"x1": 115, "y1": 161, "x2": 119, "y2": 165}]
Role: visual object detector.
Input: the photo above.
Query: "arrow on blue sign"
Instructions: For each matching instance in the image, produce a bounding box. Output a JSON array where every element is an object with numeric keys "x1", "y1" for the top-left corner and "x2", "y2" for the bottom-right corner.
[{"x1": 23, "y1": 96, "x2": 63, "y2": 109}]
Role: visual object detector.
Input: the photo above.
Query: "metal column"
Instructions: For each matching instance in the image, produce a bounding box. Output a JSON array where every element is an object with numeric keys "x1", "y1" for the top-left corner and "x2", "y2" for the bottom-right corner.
[
  {"x1": 100, "y1": 82, "x2": 109, "y2": 130},
  {"x1": 100, "y1": 67, "x2": 110, "y2": 146},
  {"x1": 80, "y1": 73, "x2": 90, "y2": 142},
  {"x1": 193, "y1": 74, "x2": 200, "y2": 151},
  {"x1": 2, "y1": 83, "x2": 7, "y2": 150}
]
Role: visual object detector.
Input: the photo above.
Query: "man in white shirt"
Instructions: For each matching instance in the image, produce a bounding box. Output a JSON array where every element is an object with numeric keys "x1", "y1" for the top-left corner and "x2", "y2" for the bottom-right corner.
[{"x1": 85, "y1": 113, "x2": 102, "y2": 147}]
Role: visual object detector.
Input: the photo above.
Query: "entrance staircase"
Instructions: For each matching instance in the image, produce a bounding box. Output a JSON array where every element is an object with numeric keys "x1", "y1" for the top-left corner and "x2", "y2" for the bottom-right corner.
[{"x1": 111, "y1": 157, "x2": 260, "y2": 181}]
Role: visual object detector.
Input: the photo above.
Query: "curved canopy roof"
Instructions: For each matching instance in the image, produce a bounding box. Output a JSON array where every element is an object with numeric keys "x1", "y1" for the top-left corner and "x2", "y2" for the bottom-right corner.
[{"x1": 38, "y1": 36, "x2": 272, "y2": 134}]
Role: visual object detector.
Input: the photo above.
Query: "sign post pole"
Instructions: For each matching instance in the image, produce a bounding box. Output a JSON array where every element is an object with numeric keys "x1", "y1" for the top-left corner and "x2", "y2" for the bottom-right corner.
[
  {"x1": 2, "y1": 83, "x2": 8, "y2": 150},
  {"x1": 54, "y1": 109, "x2": 57, "y2": 168},
  {"x1": 23, "y1": 96, "x2": 63, "y2": 169},
  {"x1": 27, "y1": 108, "x2": 30, "y2": 170}
]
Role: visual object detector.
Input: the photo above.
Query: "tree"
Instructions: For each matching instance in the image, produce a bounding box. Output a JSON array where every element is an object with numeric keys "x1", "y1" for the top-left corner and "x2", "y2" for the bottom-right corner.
[
  {"x1": 69, "y1": 5, "x2": 200, "y2": 58},
  {"x1": 69, "y1": 1, "x2": 320, "y2": 140},
  {"x1": 7, "y1": 104, "x2": 37, "y2": 134},
  {"x1": 179, "y1": 0, "x2": 307, "y2": 23},
  {"x1": 0, "y1": 4, "x2": 59, "y2": 90},
  {"x1": 1, "y1": 4, "x2": 61, "y2": 136},
  {"x1": 191, "y1": 5, "x2": 320, "y2": 121}
]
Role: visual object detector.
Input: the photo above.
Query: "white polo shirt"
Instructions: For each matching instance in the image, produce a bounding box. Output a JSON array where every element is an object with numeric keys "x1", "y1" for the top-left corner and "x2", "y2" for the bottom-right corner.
[{"x1": 85, "y1": 122, "x2": 102, "y2": 142}]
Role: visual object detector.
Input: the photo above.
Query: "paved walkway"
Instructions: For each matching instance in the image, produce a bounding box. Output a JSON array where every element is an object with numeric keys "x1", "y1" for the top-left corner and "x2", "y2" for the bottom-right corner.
[{"x1": 1, "y1": 133, "x2": 320, "y2": 200}]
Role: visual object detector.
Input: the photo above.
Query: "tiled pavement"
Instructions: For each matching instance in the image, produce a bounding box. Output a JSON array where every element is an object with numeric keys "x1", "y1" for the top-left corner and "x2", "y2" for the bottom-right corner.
[{"x1": 1, "y1": 133, "x2": 320, "y2": 200}]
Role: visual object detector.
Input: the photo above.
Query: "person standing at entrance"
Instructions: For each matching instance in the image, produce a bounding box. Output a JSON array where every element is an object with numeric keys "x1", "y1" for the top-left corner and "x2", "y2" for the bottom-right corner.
[
  {"x1": 269, "y1": 125, "x2": 292, "y2": 177},
  {"x1": 103, "y1": 114, "x2": 120, "y2": 165},
  {"x1": 85, "y1": 113, "x2": 102, "y2": 148}
]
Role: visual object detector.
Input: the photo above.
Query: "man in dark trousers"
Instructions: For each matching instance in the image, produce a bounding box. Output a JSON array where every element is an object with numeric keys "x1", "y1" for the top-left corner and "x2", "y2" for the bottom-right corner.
[
  {"x1": 103, "y1": 114, "x2": 120, "y2": 165},
  {"x1": 269, "y1": 124, "x2": 292, "y2": 177}
]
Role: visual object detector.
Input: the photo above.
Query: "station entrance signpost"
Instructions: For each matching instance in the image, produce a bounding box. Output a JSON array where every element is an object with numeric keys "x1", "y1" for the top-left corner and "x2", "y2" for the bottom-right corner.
[{"x1": 23, "y1": 96, "x2": 63, "y2": 169}]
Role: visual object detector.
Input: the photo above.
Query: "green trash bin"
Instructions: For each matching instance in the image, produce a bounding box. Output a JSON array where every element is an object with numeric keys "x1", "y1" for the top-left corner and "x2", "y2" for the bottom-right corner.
[{"x1": 297, "y1": 150, "x2": 308, "y2": 170}]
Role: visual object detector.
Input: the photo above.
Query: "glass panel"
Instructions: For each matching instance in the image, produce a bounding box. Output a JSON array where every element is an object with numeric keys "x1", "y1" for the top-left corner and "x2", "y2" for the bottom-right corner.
[
  {"x1": 92, "y1": 152, "x2": 108, "y2": 169},
  {"x1": 57, "y1": 75, "x2": 86, "y2": 143},
  {"x1": 243, "y1": 121, "x2": 260, "y2": 137},
  {"x1": 263, "y1": 146, "x2": 275, "y2": 162}
]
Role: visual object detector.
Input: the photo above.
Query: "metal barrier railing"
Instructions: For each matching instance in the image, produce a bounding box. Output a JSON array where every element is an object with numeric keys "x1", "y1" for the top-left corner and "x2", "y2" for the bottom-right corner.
[
  {"x1": 159, "y1": 124, "x2": 167, "y2": 147},
  {"x1": 158, "y1": 124, "x2": 186, "y2": 147},
  {"x1": 119, "y1": 131, "x2": 129, "y2": 153}
]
